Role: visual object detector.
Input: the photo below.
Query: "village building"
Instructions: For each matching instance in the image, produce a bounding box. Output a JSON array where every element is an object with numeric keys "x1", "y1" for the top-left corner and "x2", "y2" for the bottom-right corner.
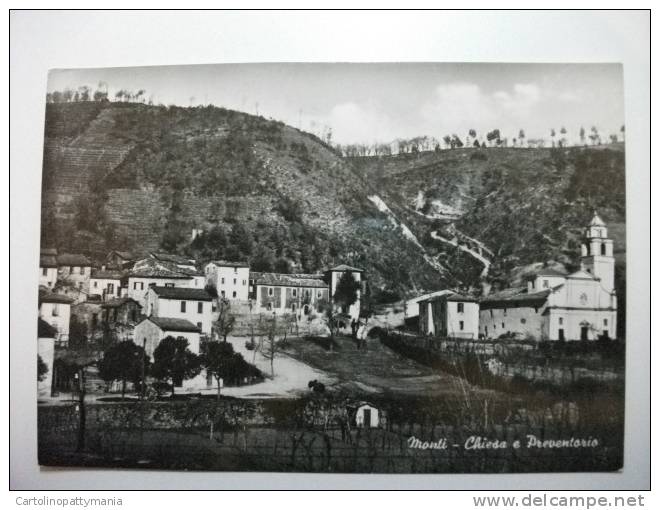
[
  {"x1": 56, "y1": 253, "x2": 93, "y2": 293},
  {"x1": 38, "y1": 289, "x2": 74, "y2": 346},
  {"x1": 106, "y1": 250, "x2": 135, "y2": 269},
  {"x1": 249, "y1": 272, "x2": 330, "y2": 316},
  {"x1": 134, "y1": 316, "x2": 202, "y2": 357},
  {"x1": 127, "y1": 265, "x2": 194, "y2": 307},
  {"x1": 71, "y1": 301, "x2": 104, "y2": 338},
  {"x1": 204, "y1": 260, "x2": 250, "y2": 301},
  {"x1": 143, "y1": 286, "x2": 213, "y2": 335},
  {"x1": 405, "y1": 289, "x2": 454, "y2": 320},
  {"x1": 479, "y1": 213, "x2": 617, "y2": 341},
  {"x1": 149, "y1": 252, "x2": 197, "y2": 271},
  {"x1": 326, "y1": 265, "x2": 364, "y2": 321},
  {"x1": 89, "y1": 267, "x2": 125, "y2": 301},
  {"x1": 37, "y1": 318, "x2": 56, "y2": 398},
  {"x1": 101, "y1": 297, "x2": 143, "y2": 326},
  {"x1": 348, "y1": 401, "x2": 381, "y2": 428},
  {"x1": 418, "y1": 292, "x2": 480, "y2": 338},
  {"x1": 39, "y1": 248, "x2": 58, "y2": 288}
]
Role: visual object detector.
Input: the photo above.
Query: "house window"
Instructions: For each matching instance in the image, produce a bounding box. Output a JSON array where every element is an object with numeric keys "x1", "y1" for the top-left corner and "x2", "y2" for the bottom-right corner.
[
  {"x1": 233, "y1": 278, "x2": 237, "y2": 285},
  {"x1": 80, "y1": 267, "x2": 85, "y2": 275},
  {"x1": 197, "y1": 322, "x2": 202, "y2": 330},
  {"x1": 542, "y1": 280, "x2": 549, "y2": 288},
  {"x1": 268, "y1": 288, "x2": 274, "y2": 297},
  {"x1": 490, "y1": 310, "x2": 493, "y2": 318},
  {"x1": 234, "y1": 267, "x2": 237, "y2": 273},
  {"x1": 165, "y1": 283, "x2": 174, "y2": 288},
  {"x1": 317, "y1": 290, "x2": 322, "y2": 298},
  {"x1": 131, "y1": 309, "x2": 137, "y2": 322},
  {"x1": 52, "y1": 304, "x2": 59, "y2": 317},
  {"x1": 92, "y1": 313, "x2": 98, "y2": 328},
  {"x1": 232, "y1": 291, "x2": 237, "y2": 298},
  {"x1": 503, "y1": 307, "x2": 507, "y2": 316},
  {"x1": 108, "y1": 283, "x2": 114, "y2": 294},
  {"x1": 243, "y1": 280, "x2": 246, "y2": 285},
  {"x1": 459, "y1": 321, "x2": 464, "y2": 331},
  {"x1": 292, "y1": 289, "x2": 297, "y2": 298},
  {"x1": 534, "y1": 306, "x2": 538, "y2": 313},
  {"x1": 42, "y1": 267, "x2": 47, "y2": 276},
  {"x1": 93, "y1": 281, "x2": 98, "y2": 288},
  {"x1": 520, "y1": 318, "x2": 526, "y2": 324},
  {"x1": 69, "y1": 266, "x2": 74, "y2": 273},
  {"x1": 530, "y1": 280, "x2": 534, "y2": 289},
  {"x1": 559, "y1": 317, "x2": 563, "y2": 325},
  {"x1": 601, "y1": 244, "x2": 606, "y2": 255},
  {"x1": 604, "y1": 318, "x2": 608, "y2": 326},
  {"x1": 457, "y1": 302, "x2": 464, "y2": 313},
  {"x1": 78, "y1": 282, "x2": 83, "y2": 289},
  {"x1": 181, "y1": 301, "x2": 187, "y2": 313},
  {"x1": 221, "y1": 277, "x2": 225, "y2": 284},
  {"x1": 221, "y1": 290, "x2": 225, "y2": 297},
  {"x1": 501, "y1": 322, "x2": 505, "y2": 329},
  {"x1": 197, "y1": 302, "x2": 203, "y2": 314}
]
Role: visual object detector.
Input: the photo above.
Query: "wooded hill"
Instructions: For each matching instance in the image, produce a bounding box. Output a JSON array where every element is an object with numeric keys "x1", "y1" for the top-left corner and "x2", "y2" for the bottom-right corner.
[{"x1": 41, "y1": 102, "x2": 626, "y2": 310}]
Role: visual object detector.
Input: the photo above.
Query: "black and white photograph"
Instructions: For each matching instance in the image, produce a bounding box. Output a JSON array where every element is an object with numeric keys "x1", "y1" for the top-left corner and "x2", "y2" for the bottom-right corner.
[{"x1": 34, "y1": 60, "x2": 629, "y2": 474}]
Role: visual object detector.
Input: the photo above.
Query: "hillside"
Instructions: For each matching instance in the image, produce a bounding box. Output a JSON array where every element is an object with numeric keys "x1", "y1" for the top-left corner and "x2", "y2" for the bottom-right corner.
[
  {"x1": 40, "y1": 102, "x2": 626, "y2": 318},
  {"x1": 40, "y1": 102, "x2": 446, "y2": 297}
]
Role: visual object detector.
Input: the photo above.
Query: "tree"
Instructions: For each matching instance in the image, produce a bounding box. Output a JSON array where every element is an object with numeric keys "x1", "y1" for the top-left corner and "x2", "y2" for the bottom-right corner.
[
  {"x1": 37, "y1": 355, "x2": 48, "y2": 382},
  {"x1": 589, "y1": 126, "x2": 600, "y2": 145},
  {"x1": 151, "y1": 336, "x2": 201, "y2": 396},
  {"x1": 468, "y1": 129, "x2": 477, "y2": 140},
  {"x1": 98, "y1": 341, "x2": 150, "y2": 400},
  {"x1": 442, "y1": 135, "x2": 452, "y2": 149},
  {"x1": 201, "y1": 341, "x2": 235, "y2": 399},
  {"x1": 560, "y1": 126, "x2": 567, "y2": 147},
  {"x1": 333, "y1": 271, "x2": 360, "y2": 314},
  {"x1": 579, "y1": 126, "x2": 586, "y2": 145},
  {"x1": 260, "y1": 314, "x2": 280, "y2": 377},
  {"x1": 550, "y1": 128, "x2": 556, "y2": 147},
  {"x1": 620, "y1": 124, "x2": 625, "y2": 142},
  {"x1": 518, "y1": 129, "x2": 525, "y2": 147},
  {"x1": 215, "y1": 297, "x2": 236, "y2": 342}
]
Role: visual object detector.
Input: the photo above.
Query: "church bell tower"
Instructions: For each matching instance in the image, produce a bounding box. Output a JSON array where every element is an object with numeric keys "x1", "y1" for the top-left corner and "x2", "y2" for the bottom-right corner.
[{"x1": 580, "y1": 212, "x2": 615, "y2": 293}]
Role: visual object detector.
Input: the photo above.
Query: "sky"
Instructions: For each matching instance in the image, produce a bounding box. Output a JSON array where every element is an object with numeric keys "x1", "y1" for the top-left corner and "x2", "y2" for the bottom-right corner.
[{"x1": 48, "y1": 63, "x2": 624, "y2": 146}]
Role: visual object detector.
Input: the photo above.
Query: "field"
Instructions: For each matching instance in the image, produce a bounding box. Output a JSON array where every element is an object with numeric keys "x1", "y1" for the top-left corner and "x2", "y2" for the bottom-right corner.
[{"x1": 280, "y1": 334, "x2": 483, "y2": 396}]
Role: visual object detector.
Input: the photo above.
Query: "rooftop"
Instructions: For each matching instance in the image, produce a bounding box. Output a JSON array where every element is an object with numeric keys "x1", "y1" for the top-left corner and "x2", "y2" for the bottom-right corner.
[
  {"x1": 108, "y1": 250, "x2": 134, "y2": 260},
  {"x1": 57, "y1": 253, "x2": 92, "y2": 267},
  {"x1": 208, "y1": 260, "x2": 250, "y2": 268},
  {"x1": 150, "y1": 252, "x2": 196, "y2": 266},
  {"x1": 38, "y1": 318, "x2": 58, "y2": 338},
  {"x1": 39, "y1": 289, "x2": 75, "y2": 304},
  {"x1": 252, "y1": 272, "x2": 328, "y2": 288},
  {"x1": 40, "y1": 254, "x2": 58, "y2": 268},
  {"x1": 590, "y1": 212, "x2": 607, "y2": 227},
  {"x1": 91, "y1": 269, "x2": 125, "y2": 279},
  {"x1": 527, "y1": 268, "x2": 568, "y2": 279},
  {"x1": 480, "y1": 288, "x2": 552, "y2": 308},
  {"x1": 328, "y1": 264, "x2": 364, "y2": 273},
  {"x1": 150, "y1": 286, "x2": 213, "y2": 301},
  {"x1": 101, "y1": 297, "x2": 142, "y2": 309},
  {"x1": 146, "y1": 316, "x2": 201, "y2": 333}
]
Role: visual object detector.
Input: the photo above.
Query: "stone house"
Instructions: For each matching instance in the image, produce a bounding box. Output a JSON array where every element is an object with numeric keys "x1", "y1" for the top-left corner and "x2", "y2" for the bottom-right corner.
[
  {"x1": 204, "y1": 260, "x2": 250, "y2": 301},
  {"x1": 250, "y1": 272, "x2": 329, "y2": 317},
  {"x1": 143, "y1": 286, "x2": 213, "y2": 335},
  {"x1": 38, "y1": 289, "x2": 74, "y2": 346},
  {"x1": 419, "y1": 292, "x2": 480, "y2": 339},
  {"x1": 56, "y1": 253, "x2": 93, "y2": 294},
  {"x1": 39, "y1": 248, "x2": 58, "y2": 289}
]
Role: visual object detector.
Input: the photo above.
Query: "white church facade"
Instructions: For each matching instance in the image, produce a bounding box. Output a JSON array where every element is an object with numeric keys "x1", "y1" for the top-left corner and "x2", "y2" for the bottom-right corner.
[{"x1": 479, "y1": 213, "x2": 618, "y2": 341}]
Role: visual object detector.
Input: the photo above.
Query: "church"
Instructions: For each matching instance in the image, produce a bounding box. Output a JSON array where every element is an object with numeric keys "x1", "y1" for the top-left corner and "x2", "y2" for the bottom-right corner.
[{"x1": 479, "y1": 213, "x2": 618, "y2": 341}]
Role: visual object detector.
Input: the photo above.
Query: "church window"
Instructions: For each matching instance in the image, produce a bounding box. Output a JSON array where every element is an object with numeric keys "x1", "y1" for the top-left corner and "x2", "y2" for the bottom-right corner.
[
  {"x1": 601, "y1": 244, "x2": 606, "y2": 255},
  {"x1": 457, "y1": 302, "x2": 464, "y2": 313}
]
